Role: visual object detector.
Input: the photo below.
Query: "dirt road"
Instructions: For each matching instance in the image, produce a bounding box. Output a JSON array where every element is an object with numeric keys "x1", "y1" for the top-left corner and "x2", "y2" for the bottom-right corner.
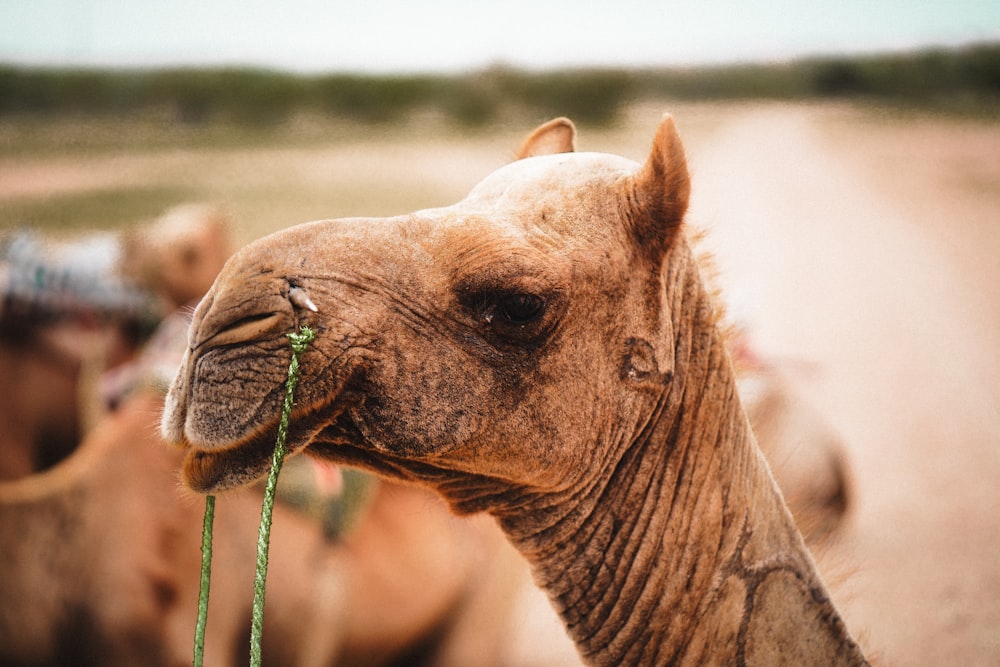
[{"x1": 685, "y1": 103, "x2": 1000, "y2": 666}]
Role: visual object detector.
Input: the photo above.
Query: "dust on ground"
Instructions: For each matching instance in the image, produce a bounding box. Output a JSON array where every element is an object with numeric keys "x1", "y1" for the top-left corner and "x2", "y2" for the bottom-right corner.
[{"x1": 686, "y1": 102, "x2": 1000, "y2": 666}]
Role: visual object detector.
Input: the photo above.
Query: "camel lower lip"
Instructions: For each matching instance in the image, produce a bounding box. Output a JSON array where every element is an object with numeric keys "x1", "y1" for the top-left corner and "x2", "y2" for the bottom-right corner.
[
  {"x1": 177, "y1": 397, "x2": 354, "y2": 493},
  {"x1": 180, "y1": 420, "x2": 298, "y2": 493}
]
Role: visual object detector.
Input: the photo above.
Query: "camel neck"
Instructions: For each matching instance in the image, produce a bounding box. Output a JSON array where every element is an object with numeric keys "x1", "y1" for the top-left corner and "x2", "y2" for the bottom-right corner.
[{"x1": 498, "y1": 252, "x2": 867, "y2": 666}]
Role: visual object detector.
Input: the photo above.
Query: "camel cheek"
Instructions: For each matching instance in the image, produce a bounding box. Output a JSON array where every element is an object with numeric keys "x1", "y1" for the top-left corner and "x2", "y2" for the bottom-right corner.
[{"x1": 347, "y1": 322, "x2": 527, "y2": 458}]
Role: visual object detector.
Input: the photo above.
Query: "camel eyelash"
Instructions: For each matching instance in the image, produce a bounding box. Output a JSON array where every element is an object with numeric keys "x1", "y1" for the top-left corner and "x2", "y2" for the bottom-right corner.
[{"x1": 462, "y1": 290, "x2": 547, "y2": 329}]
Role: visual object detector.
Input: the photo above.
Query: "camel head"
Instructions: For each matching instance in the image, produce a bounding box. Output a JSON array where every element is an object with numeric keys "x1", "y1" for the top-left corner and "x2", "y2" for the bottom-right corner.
[
  {"x1": 122, "y1": 204, "x2": 235, "y2": 310},
  {"x1": 162, "y1": 116, "x2": 691, "y2": 513}
]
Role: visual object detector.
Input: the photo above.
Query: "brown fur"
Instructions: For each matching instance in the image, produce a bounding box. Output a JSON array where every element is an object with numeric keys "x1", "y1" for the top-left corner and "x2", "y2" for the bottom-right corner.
[
  {"x1": 162, "y1": 116, "x2": 868, "y2": 665},
  {"x1": 0, "y1": 323, "x2": 87, "y2": 479},
  {"x1": 0, "y1": 389, "x2": 524, "y2": 666},
  {"x1": 736, "y1": 349, "x2": 853, "y2": 544}
]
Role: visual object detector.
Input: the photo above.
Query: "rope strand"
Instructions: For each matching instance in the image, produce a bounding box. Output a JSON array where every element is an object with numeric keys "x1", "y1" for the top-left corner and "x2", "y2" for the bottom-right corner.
[
  {"x1": 193, "y1": 493, "x2": 215, "y2": 667},
  {"x1": 191, "y1": 325, "x2": 316, "y2": 667},
  {"x1": 250, "y1": 325, "x2": 316, "y2": 667}
]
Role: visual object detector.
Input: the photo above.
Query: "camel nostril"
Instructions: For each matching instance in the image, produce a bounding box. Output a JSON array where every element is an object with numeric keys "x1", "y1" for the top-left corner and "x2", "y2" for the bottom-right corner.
[
  {"x1": 289, "y1": 286, "x2": 319, "y2": 313},
  {"x1": 200, "y1": 311, "x2": 284, "y2": 350}
]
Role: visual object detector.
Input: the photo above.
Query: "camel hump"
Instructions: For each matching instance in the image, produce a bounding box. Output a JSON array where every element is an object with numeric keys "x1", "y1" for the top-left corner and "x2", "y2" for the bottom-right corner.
[
  {"x1": 630, "y1": 113, "x2": 691, "y2": 257},
  {"x1": 516, "y1": 117, "x2": 577, "y2": 159}
]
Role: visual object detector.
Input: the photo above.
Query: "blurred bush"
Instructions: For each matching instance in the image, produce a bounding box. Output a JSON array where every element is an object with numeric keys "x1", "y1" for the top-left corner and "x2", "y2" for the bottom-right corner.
[
  {"x1": 808, "y1": 44, "x2": 1000, "y2": 111},
  {"x1": 0, "y1": 42, "x2": 996, "y2": 128}
]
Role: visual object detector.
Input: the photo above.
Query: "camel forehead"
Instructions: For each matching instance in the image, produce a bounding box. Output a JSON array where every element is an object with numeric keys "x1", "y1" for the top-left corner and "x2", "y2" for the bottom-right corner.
[
  {"x1": 423, "y1": 151, "x2": 639, "y2": 240},
  {"x1": 465, "y1": 151, "x2": 638, "y2": 207}
]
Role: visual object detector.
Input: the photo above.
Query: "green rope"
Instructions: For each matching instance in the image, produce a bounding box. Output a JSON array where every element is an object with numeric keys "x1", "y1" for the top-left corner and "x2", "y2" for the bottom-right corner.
[
  {"x1": 250, "y1": 325, "x2": 316, "y2": 667},
  {"x1": 191, "y1": 325, "x2": 316, "y2": 667},
  {"x1": 193, "y1": 493, "x2": 215, "y2": 667}
]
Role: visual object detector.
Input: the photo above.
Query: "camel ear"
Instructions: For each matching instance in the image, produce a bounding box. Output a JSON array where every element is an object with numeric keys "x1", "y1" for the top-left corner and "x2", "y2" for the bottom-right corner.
[
  {"x1": 516, "y1": 117, "x2": 577, "y2": 159},
  {"x1": 630, "y1": 114, "x2": 690, "y2": 260}
]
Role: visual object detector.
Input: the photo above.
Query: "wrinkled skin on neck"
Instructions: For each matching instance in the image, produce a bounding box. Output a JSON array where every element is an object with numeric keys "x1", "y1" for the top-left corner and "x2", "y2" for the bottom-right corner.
[
  {"x1": 500, "y1": 243, "x2": 865, "y2": 665},
  {"x1": 162, "y1": 116, "x2": 867, "y2": 666}
]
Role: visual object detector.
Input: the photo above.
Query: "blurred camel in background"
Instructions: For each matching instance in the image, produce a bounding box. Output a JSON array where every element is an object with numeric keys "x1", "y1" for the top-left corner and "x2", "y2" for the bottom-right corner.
[
  {"x1": 0, "y1": 384, "x2": 529, "y2": 666},
  {"x1": 0, "y1": 204, "x2": 232, "y2": 479}
]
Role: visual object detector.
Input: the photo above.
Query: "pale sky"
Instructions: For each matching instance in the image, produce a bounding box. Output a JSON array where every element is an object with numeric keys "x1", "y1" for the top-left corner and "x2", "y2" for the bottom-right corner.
[{"x1": 1, "y1": 0, "x2": 999, "y2": 72}]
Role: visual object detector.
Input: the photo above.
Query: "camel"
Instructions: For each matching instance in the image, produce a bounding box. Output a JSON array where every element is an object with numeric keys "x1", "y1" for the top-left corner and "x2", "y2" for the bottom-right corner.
[
  {"x1": 104, "y1": 204, "x2": 238, "y2": 403},
  {"x1": 0, "y1": 388, "x2": 526, "y2": 666},
  {"x1": 162, "y1": 115, "x2": 869, "y2": 665},
  {"x1": 0, "y1": 212, "x2": 541, "y2": 666},
  {"x1": 0, "y1": 231, "x2": 152, "y2": 479},
  {"x1": 0, "y1": 204, "x2": 235, "y2": 480},
  {"x1": 730, "y1": 328, "x2": 853, "y2": 544},
  {"x1": 119, "y1": 203, "x2": 236, "y2": 313}
]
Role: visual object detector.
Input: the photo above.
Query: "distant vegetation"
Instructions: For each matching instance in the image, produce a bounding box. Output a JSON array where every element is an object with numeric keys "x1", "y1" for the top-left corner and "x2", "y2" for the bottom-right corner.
[{"x1": 0, "y1": 42, "x2": 997, "y2": 129}]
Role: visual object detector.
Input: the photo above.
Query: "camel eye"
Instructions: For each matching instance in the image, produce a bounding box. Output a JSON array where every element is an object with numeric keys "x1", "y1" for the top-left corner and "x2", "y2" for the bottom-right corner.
[
  {"x1": 456, "y1": 278, "x2": 557, "y2": 341},
  {"x1": 497, "y1": 293, "x2": 545, "y2": 324}
]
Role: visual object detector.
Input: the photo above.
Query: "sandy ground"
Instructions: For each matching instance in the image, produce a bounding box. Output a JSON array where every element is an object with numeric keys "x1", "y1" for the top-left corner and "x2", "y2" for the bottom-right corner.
[
  {"x1": 3, "y1": 102, "x2": 998, "y2": 665},
  {"x1": 684, "y1": 103, "x2": 1000, "y2": 666}
]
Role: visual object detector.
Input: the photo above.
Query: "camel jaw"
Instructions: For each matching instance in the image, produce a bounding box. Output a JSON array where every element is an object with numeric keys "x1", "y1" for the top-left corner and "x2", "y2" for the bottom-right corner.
[
  {"x1": 179, "y1": 423, "x2": 290, "y2": 493},
  {"x1": 167, "y1": 362, "x2": 367, "y2": 493},
  {"x1": 165, "y1": 332, "x2": 378, "y2": 493},
  {"x1": 159, "y1": 259, "x2": 358, "y2": 492},
  {"x1": 177, "y1": 407, "x2": 325, "y2": 493}
]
